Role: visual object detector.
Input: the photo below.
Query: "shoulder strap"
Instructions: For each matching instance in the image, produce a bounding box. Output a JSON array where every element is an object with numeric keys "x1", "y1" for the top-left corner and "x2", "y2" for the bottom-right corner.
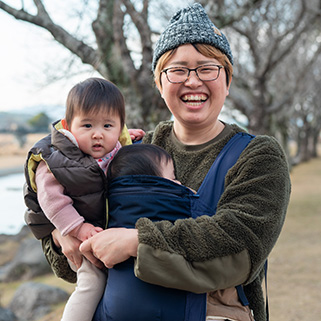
[
  {"x1": 196, "y1": 132, "x2": 255, "y2": 307},
  {"x1": 196, "y1": 132, "x2": 269, "y2": 319},
  {"x1": 197, "y1": 132, "x2": 255, "y2": 211}
]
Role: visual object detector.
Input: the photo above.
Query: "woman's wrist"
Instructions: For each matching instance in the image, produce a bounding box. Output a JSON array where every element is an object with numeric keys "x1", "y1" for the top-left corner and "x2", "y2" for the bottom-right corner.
[{"x1": 128, "y1": 229, "x2": 139, "y2": 257}]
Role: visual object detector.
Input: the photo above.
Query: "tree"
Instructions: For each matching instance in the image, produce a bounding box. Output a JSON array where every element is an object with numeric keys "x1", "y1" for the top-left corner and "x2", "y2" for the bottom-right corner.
[
  {"x1": 0, "y1": 0, "x2": 265, "y2": 129},
  {"x1": 1, "y1": 0, "x2": 320, "y2": 163},
  {"x1": 226, "y1": 0, "x2": 321, "y2": 135},
  {"x1": 28, "y1": 112, "x2": 51, "y2": 132}
]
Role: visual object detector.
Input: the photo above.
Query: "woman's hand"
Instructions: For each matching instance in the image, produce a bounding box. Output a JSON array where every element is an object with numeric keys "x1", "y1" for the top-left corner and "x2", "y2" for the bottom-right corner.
[
  {"x1": 52, "y1": 229, "x2": 104, "y2": 270},
  {"x1": 80, "y1": 228, "x2": 138, "y2": 268}
]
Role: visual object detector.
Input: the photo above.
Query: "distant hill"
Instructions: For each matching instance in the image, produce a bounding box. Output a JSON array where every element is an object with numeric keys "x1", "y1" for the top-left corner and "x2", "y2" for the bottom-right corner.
[
  {"x1": 0, "y1": 111, "x2": 32, "y2": 131},
  {"x1": 0, "y1": 105, "x2": 65, "y2": 132}
]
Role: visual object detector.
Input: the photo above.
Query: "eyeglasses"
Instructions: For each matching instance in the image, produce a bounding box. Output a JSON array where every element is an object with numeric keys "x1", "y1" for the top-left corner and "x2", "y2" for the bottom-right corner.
[{"x1": 161, "y1": 64, "x2": 224, "y2": 84}]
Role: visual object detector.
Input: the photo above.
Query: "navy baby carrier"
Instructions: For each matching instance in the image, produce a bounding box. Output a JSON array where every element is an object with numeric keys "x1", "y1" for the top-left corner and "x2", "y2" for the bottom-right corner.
[{"x1": 93, "y1": 132, "x2": 255, "y2": 321}]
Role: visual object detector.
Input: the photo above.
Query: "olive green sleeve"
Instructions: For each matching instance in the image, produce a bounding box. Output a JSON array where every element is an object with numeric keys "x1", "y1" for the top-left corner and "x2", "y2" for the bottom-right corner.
[
  {"x1": 134, "y1": 136, "x2": 291, "y2": 292},
  {"x1": 41, "y1": 235, "x2": 77, "y2": 283}
]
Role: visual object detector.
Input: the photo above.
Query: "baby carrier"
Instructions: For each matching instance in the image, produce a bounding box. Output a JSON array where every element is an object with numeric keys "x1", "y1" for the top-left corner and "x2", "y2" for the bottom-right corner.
[{"x1": 93, "y1": 132, "x2": 255, "y2": 321}]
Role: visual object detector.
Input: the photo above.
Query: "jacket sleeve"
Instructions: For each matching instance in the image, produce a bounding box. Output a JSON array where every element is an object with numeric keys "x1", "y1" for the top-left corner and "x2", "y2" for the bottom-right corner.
[
  {"x1": 134, "y1": 136, "x2": 291, "y2": 293},
  {"x1": 36, "y1": 161, "x2": 84, "y2": 236}
]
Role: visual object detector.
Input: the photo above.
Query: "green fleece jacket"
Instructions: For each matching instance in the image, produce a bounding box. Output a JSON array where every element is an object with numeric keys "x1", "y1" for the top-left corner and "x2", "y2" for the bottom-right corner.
[
  {"x1": 133, "y1": 121, "x2": 291, "y2": 321},
  {"x1": 41, "y1": 121, "x2": 290, "y2": 321}
]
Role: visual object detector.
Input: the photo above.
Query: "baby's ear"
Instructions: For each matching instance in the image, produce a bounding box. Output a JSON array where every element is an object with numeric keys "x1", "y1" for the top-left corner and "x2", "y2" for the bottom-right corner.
[{"x1": 61, "y1": 118, "x2": 69, "y2": 130}]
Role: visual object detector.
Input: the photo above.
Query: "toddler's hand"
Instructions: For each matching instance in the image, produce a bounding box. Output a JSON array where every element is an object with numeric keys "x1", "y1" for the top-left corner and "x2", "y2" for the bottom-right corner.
[
  {"x1": 128, "y1": 128, "x2": 145, "y2": 142},
  {"x1": 70, "y1": 223, "x2": 103, "y2": 242}
]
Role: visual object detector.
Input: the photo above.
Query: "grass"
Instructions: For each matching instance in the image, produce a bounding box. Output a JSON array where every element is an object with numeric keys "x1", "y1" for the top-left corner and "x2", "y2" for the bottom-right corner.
[
  {"x1": 1, "y1": 156, "x2": 321, "y2": 320},
  {"x1": 268, "y1": 157, "x2": 321, "y2": 320}
]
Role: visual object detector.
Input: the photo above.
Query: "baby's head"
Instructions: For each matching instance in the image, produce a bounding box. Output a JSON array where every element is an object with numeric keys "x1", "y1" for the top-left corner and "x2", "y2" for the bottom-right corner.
[
  {"x1": 107, "y1": 144, "x2": 179, "y2": 183},
  {"x1": 65, "y1": 77, "x2": 125, "y2": 129},
  {"x1": 64, "y1": 78, "x2": 125, "y2": 159}
]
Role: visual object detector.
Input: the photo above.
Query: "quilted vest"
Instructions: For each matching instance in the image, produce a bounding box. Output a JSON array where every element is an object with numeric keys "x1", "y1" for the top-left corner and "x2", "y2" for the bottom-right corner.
[{"x1": 24, "y1": 121, "x2": 108, "y2": 236}]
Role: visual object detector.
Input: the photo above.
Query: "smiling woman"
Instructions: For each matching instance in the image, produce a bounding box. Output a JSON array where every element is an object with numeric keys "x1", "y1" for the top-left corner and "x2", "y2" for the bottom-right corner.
[{"x1": 27, "y1": 4, "x2": 291, "y2": 321}]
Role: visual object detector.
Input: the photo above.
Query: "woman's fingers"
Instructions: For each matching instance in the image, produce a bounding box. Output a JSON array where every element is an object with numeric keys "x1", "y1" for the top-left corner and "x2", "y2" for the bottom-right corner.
[{"x1": 80, "y1": 228, "x2": 139, "y2": 268}]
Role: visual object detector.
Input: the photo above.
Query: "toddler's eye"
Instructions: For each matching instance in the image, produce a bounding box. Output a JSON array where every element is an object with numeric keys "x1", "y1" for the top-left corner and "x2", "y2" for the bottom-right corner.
[
  {"x1": 84, "y1": 124, "x2": 92, "y2": 128},
  {"x1": 104, "y1": 124, "x2": 111, "y2": 128}
]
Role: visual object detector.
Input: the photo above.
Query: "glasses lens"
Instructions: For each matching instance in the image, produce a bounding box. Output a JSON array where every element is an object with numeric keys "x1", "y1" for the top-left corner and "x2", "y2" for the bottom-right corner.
[
  {"x1": 164, "y1": 65, "x2": 222, "y2": 83},
  {"x1": 197, "y1": 65, "x2": 220, "y2": 81},
  {"x1": 166, "y1": 68, "x2": 188, "y2": 83}
]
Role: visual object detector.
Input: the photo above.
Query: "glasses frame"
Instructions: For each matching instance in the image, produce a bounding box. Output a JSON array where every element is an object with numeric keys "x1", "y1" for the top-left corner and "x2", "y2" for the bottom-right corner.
[{"x1": 161, "y1": 64, "x2": 224, "y2": 84}]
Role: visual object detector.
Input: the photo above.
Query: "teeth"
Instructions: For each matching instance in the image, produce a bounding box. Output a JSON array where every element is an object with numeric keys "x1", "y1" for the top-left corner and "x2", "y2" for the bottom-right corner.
[
  {"x1": 186, "y1": 102, "x2": 202, "y2": 106},
  {"x1": 182, "y1": 94, "x2": 207, "y2": 102}
]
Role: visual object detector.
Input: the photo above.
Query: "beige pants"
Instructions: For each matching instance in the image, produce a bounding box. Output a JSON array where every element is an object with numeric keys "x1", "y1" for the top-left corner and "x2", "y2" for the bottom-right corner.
[{"x1": 61, "y1": 258, "x2": 106, "y2": 321}]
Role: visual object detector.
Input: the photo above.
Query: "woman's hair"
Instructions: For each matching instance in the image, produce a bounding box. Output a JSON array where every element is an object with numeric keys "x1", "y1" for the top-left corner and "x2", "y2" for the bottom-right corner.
[
  {"x1": 65, "y1": 77, "x2": 125, "y2": 129},
  {"x1": 107, "y1": 144, "x2": 173, "y2": 181},
  {"x1": 154, "y1": 44, "x2": 233, "y2": 88}
]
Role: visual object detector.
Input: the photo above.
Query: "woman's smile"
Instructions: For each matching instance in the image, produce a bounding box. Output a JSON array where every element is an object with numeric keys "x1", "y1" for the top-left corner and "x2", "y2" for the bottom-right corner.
[{"x1": 181, "y1": 93, "x2": 208, "y2": 107}]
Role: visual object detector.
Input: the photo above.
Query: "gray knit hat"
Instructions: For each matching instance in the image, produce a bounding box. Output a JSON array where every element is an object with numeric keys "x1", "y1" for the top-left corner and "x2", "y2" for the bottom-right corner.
[{"x1": 152, "y1": 3, "x2": 233, "y2": 71}]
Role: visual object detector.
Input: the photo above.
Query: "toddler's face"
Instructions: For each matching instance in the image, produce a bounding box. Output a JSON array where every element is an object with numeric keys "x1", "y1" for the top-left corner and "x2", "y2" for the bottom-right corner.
[{"x1": 69, "y1": 110, "x2": 122, "y2": 159}]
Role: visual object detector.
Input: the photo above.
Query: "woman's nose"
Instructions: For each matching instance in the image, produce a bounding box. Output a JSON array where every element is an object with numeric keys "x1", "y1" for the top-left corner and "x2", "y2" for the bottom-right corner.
[{"x1": 184, "y1": 71, "x2": 203, "y2": 87}]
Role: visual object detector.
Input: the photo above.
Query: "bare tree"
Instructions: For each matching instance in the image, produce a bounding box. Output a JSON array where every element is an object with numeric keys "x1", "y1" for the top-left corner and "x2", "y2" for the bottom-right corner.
[
  {"x1": 0, "y1": 0, "x2": 267, "y2": 129},
  {"x1": 226, "y1": 0, "x2": 320, "y2": 135},
  {"x1": 291, "y1": 55, "x2": 321, "y2": 163},
  {"x1": 1, "y1": 0, "x2": 320, "y2": 162},
  {"x1": 0, "y1": 0, "x2": 168, "y2": 128}
]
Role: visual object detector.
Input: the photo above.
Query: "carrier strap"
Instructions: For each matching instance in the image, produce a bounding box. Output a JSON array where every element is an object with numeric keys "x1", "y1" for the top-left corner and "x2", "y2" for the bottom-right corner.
[
  {"x1": 265, "y1": 260, "x2": 269, "y2": 321},
  {"x1": 197, "y1": 132, "x2": 255, "y2": 307},
  {"x1": 197, "y1": 132, "x2": 255, "y2": 215}
]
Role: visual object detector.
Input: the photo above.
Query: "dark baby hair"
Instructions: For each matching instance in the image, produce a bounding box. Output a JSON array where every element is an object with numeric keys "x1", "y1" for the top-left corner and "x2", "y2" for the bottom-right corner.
[{"x1": 107, "y1": 144, "x2": 173, "y2": 181}]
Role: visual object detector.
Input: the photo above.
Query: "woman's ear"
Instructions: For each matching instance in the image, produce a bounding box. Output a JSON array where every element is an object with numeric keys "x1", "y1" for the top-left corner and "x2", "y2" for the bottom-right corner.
[
  {"x1": 226, "y1": 76, "x2": 232, "y2": 96},
  {"x1": 155, "y1": 78, "x2": 163, "y2": 97}
]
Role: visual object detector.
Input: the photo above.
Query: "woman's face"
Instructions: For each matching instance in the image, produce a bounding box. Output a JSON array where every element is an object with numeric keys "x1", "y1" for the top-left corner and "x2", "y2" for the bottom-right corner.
[{"x1": 157, "y1": 44, "x2": 230, "y2": 132}]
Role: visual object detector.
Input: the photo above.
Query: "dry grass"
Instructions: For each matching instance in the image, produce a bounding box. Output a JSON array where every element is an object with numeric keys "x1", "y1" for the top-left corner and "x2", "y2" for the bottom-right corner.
[
  {"x1": 268, "y1": 157, "x2": 321, "y2": 320},
  {"x1": 0, "y1": 133, "x2": 46, "y2": 170}
]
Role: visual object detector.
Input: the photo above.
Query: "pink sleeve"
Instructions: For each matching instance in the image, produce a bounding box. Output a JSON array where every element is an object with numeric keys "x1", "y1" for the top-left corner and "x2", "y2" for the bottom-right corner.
[{"x1": 35, "y1": 161, "x2": 84, "y2": 236}]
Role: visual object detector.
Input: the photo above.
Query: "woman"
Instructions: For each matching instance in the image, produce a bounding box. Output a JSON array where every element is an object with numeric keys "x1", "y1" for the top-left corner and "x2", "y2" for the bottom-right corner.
[{"x1": 33, "y1": 3, "x2": 291, "y2": 321}]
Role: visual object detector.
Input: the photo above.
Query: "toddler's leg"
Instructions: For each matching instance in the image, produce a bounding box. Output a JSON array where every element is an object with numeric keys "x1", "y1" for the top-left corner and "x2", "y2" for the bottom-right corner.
[{"x1": 61, "y1": 258, "x2": 106, "y2": 321}]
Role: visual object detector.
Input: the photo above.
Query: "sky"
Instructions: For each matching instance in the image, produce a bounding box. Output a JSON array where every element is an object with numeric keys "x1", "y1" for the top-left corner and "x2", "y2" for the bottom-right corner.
[{"x1": 0, "y1": 4, "x2": 99, "y2": 116}]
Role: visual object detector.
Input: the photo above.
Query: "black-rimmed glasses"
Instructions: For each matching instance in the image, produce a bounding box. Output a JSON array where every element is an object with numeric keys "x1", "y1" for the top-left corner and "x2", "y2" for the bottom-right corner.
[{"x1": 161, "y1": 64, "x2": 224, "y2": 84}]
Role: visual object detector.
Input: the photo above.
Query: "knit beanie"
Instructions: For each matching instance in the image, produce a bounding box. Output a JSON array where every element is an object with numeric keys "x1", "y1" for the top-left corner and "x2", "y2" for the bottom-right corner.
[{"x1": 152, "y1": 3, "x2": 233, "y2": 71}]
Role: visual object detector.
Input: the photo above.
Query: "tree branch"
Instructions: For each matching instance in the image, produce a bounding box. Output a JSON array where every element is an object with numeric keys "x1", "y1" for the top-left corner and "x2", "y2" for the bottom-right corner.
[
  {"x1": 0, "y1": 0, "x2": 99, "y2": 73},
  {"x1": 201, "y1": 0, "x2": 264, "y2": 28},
  {"x1": 121, "y1": 0, "x2": 153, "y2": 70},
  {"x1": 112, "y1": 0, "x2": 137, "y2": 83}
]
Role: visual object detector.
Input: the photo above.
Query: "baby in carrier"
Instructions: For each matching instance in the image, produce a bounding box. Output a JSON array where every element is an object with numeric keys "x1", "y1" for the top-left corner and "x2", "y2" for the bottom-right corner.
[
  {"x1": 94, "y1": 143, "x2": 207, "y2": 321},
  {"x1": 94, "y1": 143, "x2": 255, "y2": 321}
]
